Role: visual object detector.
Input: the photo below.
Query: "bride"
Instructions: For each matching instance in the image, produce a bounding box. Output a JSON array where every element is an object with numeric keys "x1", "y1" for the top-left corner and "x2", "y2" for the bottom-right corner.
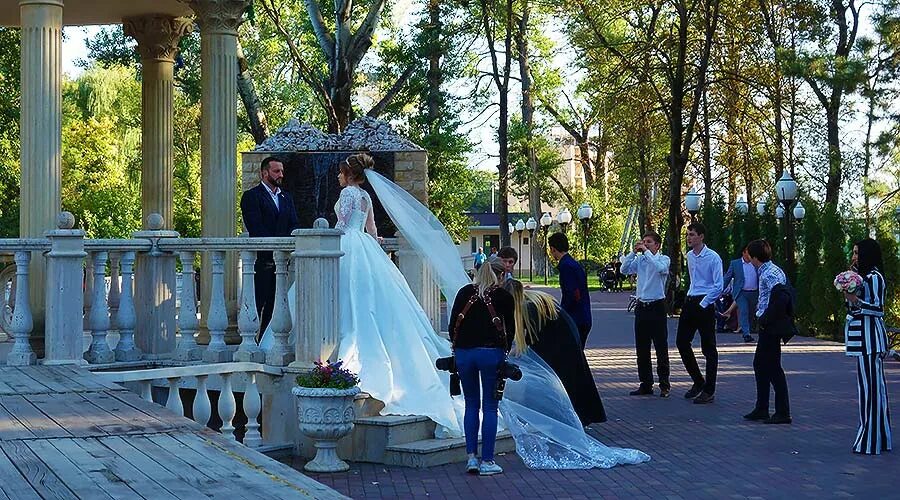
[{"x1": 262, "y1": 152, "x2": 649, "y2": 469}]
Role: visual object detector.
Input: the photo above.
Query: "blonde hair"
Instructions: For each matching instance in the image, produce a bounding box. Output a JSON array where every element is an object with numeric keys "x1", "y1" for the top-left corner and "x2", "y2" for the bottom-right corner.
[
  {"x1": 502, "y1": 280, "x2": 538, "y2": 355},
  {"x1": 472, "y1": 258, "x2": 500, "y2": 297}
]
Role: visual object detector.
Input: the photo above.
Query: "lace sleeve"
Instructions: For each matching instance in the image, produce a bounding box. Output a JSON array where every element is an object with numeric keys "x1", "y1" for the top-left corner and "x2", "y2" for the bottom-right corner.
[
  {"x1": 335, "y1": 188, "x2": 355, "y2": 231},
  {"x1": 362, "y1": 191, "x2": 378, "y2": 238}
]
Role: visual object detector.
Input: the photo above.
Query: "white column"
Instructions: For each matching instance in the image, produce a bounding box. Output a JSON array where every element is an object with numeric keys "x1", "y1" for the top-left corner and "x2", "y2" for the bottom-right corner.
[
  {"x1": 183, "y1": 0, "x2": 250, "y2": 344},
  {"x1": 397, "y1": 233, "x2": 441, "y2": 334},
  {"x1": 44, "y1": 212, "x2": 86, "y2": 365},
  {"x1": 19, "y1": 0, "x2": 63, "y2": 356},
  {"x1": 289, "y1": 227, "x2": 343, "y2": 369},
  {"x1": 123, "y1": 15, "x2": 192, "y2": 230}
]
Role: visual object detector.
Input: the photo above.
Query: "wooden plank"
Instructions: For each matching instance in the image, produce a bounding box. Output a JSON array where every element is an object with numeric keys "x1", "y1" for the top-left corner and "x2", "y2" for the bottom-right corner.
[
  {"x1": 81, "y1": 391, "x2": 172, "y2": 434},
  {"x1": 49, "y1": 438, "x2": 143, "y2": 500},
  {"x1": 106, "y1": 390, "x2": 202, "y2": 432},
  {"x1": 0, "y1": 399, "x2": 34, "y2": 440},
  {"x1": 99, "y1": 436, "x2": 218, "y2": 500},
  {"x1": 72, "y1": 437, "x2": 181, "y2": 500},
  {"x1": 0, "y1": 442, "x2": 41, "y2": 500},
  {"x1": 36, "y1": 366, "x2": 94, "y2": 393},
  {"x1": 2, "y1": 368, "x2": 52, "y2": 395},
  {"x1": 24, "y1": 392, "x2": 107, "y2": 438},
  {"x1": 172, "y1": 432, "x2": 344, "y2": 500},
  {"x1": 0, "y1": 378, "x2": 16, "y2": 395},
  {"x1": 23, "y1": 440, "x2": 114, "y2": 500},
  {"x1": 55, "y1": 365, "x2": 124, "y2": 392},
  {"x1": 0, "y1": 395, "x2": 71, "y2": 439},
  {"x1": 22, "y1": 367, "x2": 70, "y2": 393},
  {"x1": 127, "y1": 435, "x2": 256, "y2": 500},
  {"x1": 0, "y1": 440, "x2": 77, "y2": 500}
]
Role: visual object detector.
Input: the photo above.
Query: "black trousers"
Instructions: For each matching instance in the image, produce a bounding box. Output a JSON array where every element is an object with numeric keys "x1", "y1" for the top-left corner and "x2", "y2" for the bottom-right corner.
[
  {"x1": 634, "y1": 300, "x2": 670, "y2": 390},
  {"x1": 676, "y1": 297, "x2": 718, "y2": 395},
  {"x1": 254, "y1": 260, "x2": 276, "y2": 340},
  {"x1": 578, "y1": 324, "x2": 591, "y2": 349},
  {"x1": 753, "y1": 332, "x2": 789, "y2": 416}
]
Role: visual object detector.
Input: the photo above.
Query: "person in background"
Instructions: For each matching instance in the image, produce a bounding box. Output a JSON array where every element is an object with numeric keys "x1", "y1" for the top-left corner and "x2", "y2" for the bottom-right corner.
[
  {"x1": 497, "y1": 246, "x2": 518, "y2": 282},
  {"x1": 720, "y1": 245, "x2": 758, "y2": 343},
  {"x1": 620, "y1": 231, "x2": 671, "y2": 398},
  {"x1": 844, "y1": 238, "x2": 892, "y2": 454},
  {"x1": 743, "y1": 239, "x2": 792, "y2": 425},
  {"x1": 675, "y1": 222, "x2": 723, "y2": 405},
  {"x1": 548, "y1": 232, "x2": 592, "y2": 348},
  {"x1": 473, "y1": 247, "x2": 486, "y2": 271}
]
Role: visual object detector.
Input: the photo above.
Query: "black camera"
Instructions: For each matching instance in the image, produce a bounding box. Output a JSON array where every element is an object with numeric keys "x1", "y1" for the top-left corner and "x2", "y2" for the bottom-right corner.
[
  {"x1": 435, "y1": 356, "x2": 461, "y2": 396},
  {"x1": 493, "y1": 360, "x2": 522, "y2": 400}
]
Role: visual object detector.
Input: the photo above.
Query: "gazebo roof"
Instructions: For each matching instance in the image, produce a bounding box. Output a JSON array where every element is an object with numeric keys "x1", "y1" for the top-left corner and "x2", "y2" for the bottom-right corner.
[{"x1": 0, "y1": 1, "x2": 193, "y2": 27}]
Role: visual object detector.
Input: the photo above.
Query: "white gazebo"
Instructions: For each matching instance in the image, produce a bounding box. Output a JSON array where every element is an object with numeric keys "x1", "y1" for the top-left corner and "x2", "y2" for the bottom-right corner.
[{"x1": 1, "y1": 0, "x2": 252, "y2": 348}]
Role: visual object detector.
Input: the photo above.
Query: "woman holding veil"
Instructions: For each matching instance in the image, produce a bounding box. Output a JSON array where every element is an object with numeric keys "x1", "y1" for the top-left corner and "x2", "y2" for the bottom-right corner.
[{"x1": 263, "y1": 152, "x2": 649, "y2": 470}]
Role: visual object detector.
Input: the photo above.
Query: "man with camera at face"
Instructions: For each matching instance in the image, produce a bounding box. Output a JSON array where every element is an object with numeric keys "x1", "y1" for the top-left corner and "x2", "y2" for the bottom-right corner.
[{"x1": 443, "y1": 257, "x2": 517, "y2": 476}]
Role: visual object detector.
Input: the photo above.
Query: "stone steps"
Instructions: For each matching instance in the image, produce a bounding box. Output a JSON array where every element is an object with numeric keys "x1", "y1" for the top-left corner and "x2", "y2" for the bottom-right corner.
[{"x1": 383, "y1": 430, "x2": 516, "y2": 468}]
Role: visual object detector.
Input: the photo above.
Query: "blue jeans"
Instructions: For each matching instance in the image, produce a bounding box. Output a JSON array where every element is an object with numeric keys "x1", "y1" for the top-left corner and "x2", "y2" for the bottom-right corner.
[
  {"x1": 455, "y1": 347, "x2": 505, "y2": 461},
  {"x1": 736, "y1": 290, "x2": 759, "y2": 336}
]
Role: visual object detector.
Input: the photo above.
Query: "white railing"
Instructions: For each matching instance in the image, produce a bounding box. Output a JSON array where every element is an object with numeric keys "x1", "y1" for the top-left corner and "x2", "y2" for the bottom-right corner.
[{"x1": 95, "y1": 362, "x2": 281, "y2": 448}]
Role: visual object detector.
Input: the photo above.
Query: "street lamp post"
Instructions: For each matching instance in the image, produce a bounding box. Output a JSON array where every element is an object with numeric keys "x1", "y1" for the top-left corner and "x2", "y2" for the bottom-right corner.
[
  {"x1": 515, "y1": 219, "x2": 525, "y2": 279},
  {"x1": 757, "y1": 198, "x2": 767, "y2": 217},
  {"x1": 577, "y1": 202, "x2": 593, "y2": 261},
  {"x1": 557, "y1": 207, "x2": 572, "y2": 233},
  {"x1": 775, "y1": 171, "x2": 799, "y2": 279},
  {"x1": 685, "y1": 187, "x2": 701, "y2": 221},
  {"x1": 540, "y1": 212, "x2": 552, "y2": 285},
  {"x1": 526, "y1": 217, "x2": 537, "y2": 282}
]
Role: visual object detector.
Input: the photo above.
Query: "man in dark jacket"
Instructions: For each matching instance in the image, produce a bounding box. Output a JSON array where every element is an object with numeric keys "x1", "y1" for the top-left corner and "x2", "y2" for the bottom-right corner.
[
  {"x1": 549, "y1": 232, "x2": 592, "y2": 348},
  {"x1": 240, "y1": 156, "x2": 300, "y2": 337},
  {"x1": 743, "y1": 239, "x2": 793, "y2": 425}
]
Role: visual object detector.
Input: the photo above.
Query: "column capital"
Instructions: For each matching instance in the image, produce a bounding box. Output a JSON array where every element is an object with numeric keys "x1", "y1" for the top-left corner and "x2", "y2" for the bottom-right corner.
[
  {"x1": 182, "y1": 0, "x2": 250, "y2": 35},
  {"x1": 123, "y1": 15, "x2": 193, "y2": 63}
]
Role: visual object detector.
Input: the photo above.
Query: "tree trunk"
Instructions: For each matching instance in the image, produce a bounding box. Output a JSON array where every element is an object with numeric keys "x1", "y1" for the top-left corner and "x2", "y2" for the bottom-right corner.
[
  {"x1": 702, "y1": 88, "x2": 712, "y2": 206},
  {"x1": 236, "y1": 40, "x2": 270, "y2": 145},
  {"x1": 516, "y1": 0, "x2": 543, "y2": 276},
  {"x1": 824, "y1": 102, "x2": 842, "y2": 205}
]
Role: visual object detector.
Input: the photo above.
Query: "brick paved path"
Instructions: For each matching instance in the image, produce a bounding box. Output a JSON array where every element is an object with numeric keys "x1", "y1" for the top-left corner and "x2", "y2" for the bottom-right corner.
[{"x1": 293, "y1": 290, "x2": 899, "y2": 499}]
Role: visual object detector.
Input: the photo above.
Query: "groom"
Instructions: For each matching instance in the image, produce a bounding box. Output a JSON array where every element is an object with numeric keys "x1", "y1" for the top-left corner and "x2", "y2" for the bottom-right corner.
[{"x1": 240, "y1": 156, "x2": 299, "y2": 337}]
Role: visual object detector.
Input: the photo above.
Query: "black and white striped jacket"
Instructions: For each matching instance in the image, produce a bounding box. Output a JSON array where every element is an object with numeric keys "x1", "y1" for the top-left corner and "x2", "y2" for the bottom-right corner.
[{"x1": 844, "y1": 269, "x2": 888, "y2": 356}]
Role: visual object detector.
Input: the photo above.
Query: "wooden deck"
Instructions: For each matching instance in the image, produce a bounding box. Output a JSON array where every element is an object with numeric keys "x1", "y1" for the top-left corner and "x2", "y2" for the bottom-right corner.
[{"x1": 0, "y1": 365, "x2": 346, "y2": 500}]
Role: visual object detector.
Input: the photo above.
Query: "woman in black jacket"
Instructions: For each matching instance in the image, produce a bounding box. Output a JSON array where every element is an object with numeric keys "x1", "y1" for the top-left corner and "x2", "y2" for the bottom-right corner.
[
  {"x1": 502, "y1": 279, "x2": 607, "y2": 426},
  {"x1": 448, "y1": 259, "x2": 517, "y2": 476}
]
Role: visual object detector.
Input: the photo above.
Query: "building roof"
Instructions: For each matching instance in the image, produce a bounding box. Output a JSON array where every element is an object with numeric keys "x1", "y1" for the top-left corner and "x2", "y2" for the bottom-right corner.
[{"x1": 0, "y1": 1, "x2": 192, "y2": 27}]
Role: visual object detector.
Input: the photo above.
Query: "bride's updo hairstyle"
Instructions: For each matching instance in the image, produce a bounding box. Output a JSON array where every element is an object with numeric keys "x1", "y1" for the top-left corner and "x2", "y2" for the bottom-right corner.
[{"x1": 341, "y1": 153, "x2": 375, "y2": 183}]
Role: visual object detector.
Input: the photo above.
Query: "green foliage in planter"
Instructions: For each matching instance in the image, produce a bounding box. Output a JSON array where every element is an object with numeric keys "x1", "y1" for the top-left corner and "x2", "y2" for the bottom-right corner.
[{"x1": 295, "y1": 360, "x2": 360, "y2": 390}]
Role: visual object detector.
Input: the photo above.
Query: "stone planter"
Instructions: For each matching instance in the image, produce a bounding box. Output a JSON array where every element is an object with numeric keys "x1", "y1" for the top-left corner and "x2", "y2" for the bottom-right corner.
[{"x1": 292, "y1": 385, "x2": 361, "y2": 472}]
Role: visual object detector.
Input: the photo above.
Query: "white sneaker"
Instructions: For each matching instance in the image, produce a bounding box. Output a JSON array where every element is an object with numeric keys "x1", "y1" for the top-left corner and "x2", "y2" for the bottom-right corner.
[
  {"x1": 465, "y1": 457, "x2": 479, "y2": 473},
  {"x1": 478, "y1": 461, "x2": 503, "y2": 476}
]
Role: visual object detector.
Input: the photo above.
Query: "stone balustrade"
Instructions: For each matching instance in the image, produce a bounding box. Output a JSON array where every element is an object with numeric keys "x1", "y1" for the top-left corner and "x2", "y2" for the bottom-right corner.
[{"x1": 94, "y1": 362, "x2": 281, "y2": 448}]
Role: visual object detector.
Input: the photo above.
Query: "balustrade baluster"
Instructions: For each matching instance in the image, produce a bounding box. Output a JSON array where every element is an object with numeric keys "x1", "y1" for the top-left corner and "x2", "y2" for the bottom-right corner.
[
  {"x1": 242, "y1": 373, "x2": 262, "y2": 447},
  {"x1": 84, "y1": 251, "x2": 114, "y2": 364},
  {"x1": 165, "y1": 377, "x2": 184, "y2": 416},
  {"x1": 202, "y1": 250, "x2": 230, "y2": 363},
  {"x1": 139, "y1": 380, "x2": 153, "y2": 402},
  {"x1": 266, "y1": 250, "x2": 294, "y2": 366},
  {"x1": 7, "y1": 251, "x2": 35, "y2": 365},
  {"x1": 193, "y1": 374, "x2": 212, "y2": 426},
  {"x1": 234, "y1": 250, "x2": 263, "y2": 362},
  {"x1": 107, "y1": 252, "x2": 121, "y2": 331},
  {"x1": 218, "y1": 372, "x2": 236, "y2": 440},
  {"x1": 83, "y1": 252, "x2": 93, "y2": 331},
  {"x1": 174, "y1": 251, "x2": 202, "y2": 361},
  {"x1": 114, "y1": 251, "x2": 141, "y2": 361}
]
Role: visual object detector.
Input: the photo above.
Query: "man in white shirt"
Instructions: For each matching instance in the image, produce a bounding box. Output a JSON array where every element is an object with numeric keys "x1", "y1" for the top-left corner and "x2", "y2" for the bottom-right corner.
[
  {"x1": 620, "y1": 231, "x2": 671, "y2": 397},
  {"x1": 676, "y1": 222, "x2": 724, "y2": 404}
]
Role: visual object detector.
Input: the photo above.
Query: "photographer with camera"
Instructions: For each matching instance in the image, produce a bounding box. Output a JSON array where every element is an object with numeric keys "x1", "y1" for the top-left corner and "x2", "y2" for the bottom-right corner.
[{"x1": 447, "y1": 258, "x2": 517, "y2": 476}]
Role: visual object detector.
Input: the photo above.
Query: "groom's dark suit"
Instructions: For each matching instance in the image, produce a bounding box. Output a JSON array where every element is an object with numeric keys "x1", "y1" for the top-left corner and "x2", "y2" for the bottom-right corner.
[{"x1": 240, "y1": 182, "x2": 299, "y2": 335}]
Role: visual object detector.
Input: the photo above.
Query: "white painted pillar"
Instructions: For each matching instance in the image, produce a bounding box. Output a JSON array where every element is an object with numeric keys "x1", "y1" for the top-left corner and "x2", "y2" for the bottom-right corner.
[
  {"x1": 19, "y1": 0, "x2": 63, "y2": 355},
  {"x1": 123, "y1": 15, "x2": 192, "y2": 230},
  {"x1": 183, "y1": 0, "x2": 250, "y2": 344},
  {"x1": 289, "y1": 226, "x2": 343, "y2": 369},
  {"x1": 44, "y1": 212, "x2": 86, "y2": 365}
]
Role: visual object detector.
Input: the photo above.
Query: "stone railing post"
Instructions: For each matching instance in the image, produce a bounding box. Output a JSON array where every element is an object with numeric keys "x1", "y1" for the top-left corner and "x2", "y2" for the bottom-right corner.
[
  {"x1": 234, "y1": 250, "x2": 263, "y2": 362},
  {"x1": 6, "y1": 250, "x2": 36, "y2": 366},
  {"x1": 133, "y1": 213, "x2": 179, "y2": 358},
  {"x1": 396, "y1": 233, "x2": 441, "y2": 334},
  {"x1": 107, "y1": 252, "x2": 121, "y2": 331},
  {"x1": 289, "y1": 223, "x2": 342, "y2": 369},
  {"x1": 174, "y1": 251, "x2": 202, "y2": 361},
  {"x1": 114, "y1": 251, "x2": 141, "y2": 361},
  {"x1": 202, "y1": 250, "x2": 230, "y2": 362},
  {"x1": 266, "y1": 250, "x2": 293, "y2": 366},
  {"x1": 84, "y1": 251, "x2": 114, "y2": 364},
  {"x1": 43, "y1": 212, "x2": 86, "y2": 365}
]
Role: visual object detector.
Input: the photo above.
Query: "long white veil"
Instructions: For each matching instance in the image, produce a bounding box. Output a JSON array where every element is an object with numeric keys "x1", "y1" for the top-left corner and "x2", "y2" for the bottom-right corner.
[{"x1": 366, "y1": 169, "x2": 649, "y2": 469}]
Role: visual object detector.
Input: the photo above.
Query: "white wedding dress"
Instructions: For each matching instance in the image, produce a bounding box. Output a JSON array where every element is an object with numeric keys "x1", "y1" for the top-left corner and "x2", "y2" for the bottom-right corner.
[{"x1": 262, "y1": 171, "x2": 649, "y2": 469}]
